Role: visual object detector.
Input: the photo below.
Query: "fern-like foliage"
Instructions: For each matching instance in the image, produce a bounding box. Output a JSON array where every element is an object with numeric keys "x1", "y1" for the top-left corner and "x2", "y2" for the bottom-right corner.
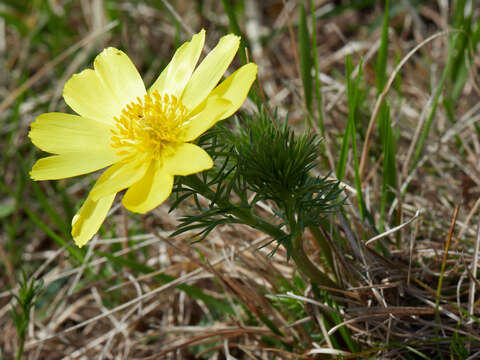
[{"x1": 170, "y1": 108, "x2": 344, "y2": 254}]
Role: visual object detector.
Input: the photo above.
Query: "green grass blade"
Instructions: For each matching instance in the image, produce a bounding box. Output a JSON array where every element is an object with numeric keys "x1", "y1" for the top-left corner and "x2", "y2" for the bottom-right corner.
[
  {"x1": 375, "y1": 0, "x2": 389, "y2": 92},
  {"x1": 321, "y1": 288, "x2": 359, "y2": 352},
  {"x1": 379, "y1": 103, "x2": 397, "y2": 230},
  {"x1": 298, "y1": 2, "x2": 313, "y2": 117},
  {"x1": 336, "y1": 120, "x2": 351, "y2": 182},
  {"x1": 375, "y1": 0, "x2": 397, "y2": 229},
  {"x1": 449, "y1": 0, "x2": 472, "y2": 102},
  {"x1": 221, "y1": 0, "x2": 249, "y2": 64},
  {"x1": 345, "y1": 56, "x2": 366, "y2": 220},
  {"x1": 310, "y1": 0, "x2": 324, "y2": 135}
]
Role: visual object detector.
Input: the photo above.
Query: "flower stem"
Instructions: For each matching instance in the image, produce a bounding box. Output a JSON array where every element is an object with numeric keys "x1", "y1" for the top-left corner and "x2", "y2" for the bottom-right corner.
[
  {"x1": 15, "y1": 339, "x2": 24, "y2": 360},
  {"x1": 290, "y1": 231, "x2": 338, "y2": 289},
  {"x1": 309, "y1": 225, "x2": 335, "y2": 272}
]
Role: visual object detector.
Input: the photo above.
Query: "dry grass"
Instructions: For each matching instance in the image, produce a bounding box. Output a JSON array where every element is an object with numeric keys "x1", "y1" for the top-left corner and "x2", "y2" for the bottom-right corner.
[{"x1": 1, "y1": 0, "x2": 480, "y2": 359}]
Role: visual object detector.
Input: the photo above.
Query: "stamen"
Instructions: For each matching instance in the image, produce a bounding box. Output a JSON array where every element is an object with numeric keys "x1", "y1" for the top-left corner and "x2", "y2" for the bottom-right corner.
[{"x1": 111, "y1": 90, "x2": 188, "y2": 161}]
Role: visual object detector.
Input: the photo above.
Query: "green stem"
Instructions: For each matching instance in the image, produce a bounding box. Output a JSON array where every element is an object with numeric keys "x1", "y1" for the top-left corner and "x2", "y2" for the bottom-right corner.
[
  {"x1": 15, "y1": 337, "x2": 24, "y2": 360},
  {"x1": 309, "y1": 225, "x2": 335, "y2": 272},
  {"x1": 310, "y1": 0, "x2": 324, "y2": 136},
  {"x1": 290, "y1": 232, "x2": 338, "y2": 289}
]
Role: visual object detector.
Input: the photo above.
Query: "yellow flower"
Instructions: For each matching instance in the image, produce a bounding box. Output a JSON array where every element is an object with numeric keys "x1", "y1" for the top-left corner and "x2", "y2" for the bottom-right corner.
[{"x1": 29, "y1": 30, "x2": 257, "y2": 247}]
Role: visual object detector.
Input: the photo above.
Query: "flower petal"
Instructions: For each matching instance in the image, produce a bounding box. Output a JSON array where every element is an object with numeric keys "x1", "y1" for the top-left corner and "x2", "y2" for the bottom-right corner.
[
  {"x1": 93, "y1": 47, "x2": 146, "y2": 109},
  {"x1": 150, "y1": 30, "x2": 205, "y2": 99},
  {"x1": 29, "y1": 112, "x2": 113, "y2": 154},
  {"x1": 182, "y1": 97, "x2": 232, "y2": 141},
  {"x1": 63, "y1": 69, "x2": 121, "y2": 124},
  {"x1": 163, "y1": 143, "x2": 213, "y2": 176},
  {"x1": 207, "y1": 62, "x2": 257, "y2": 120},
  {"x1": 122, "y1": 161, "x2": 173, "y2": 213},
  {"x1": 72, "y1": 192, "x2": 116, "y2": 248},
  {"x1": 181, "y1": 34, "x2": 240, "y2": 111},
  {"x1": 30, "y1": 152, "x2": 118, "y2": 180},
  {"x1": 89, "y1": 160, "x2": 149, "y2": 201}
]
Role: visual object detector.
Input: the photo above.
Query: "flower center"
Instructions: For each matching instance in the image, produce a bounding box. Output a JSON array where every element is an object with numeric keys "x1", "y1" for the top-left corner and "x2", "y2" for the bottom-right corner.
[{"x1": 111, "y1": 90, "x2": 188, "y2": 161}]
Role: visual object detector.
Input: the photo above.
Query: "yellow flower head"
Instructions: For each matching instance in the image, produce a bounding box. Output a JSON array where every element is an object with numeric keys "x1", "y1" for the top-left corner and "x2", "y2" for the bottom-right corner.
[{"x1": 29, "y1": 30, "x2": 257, "y2": 247}]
